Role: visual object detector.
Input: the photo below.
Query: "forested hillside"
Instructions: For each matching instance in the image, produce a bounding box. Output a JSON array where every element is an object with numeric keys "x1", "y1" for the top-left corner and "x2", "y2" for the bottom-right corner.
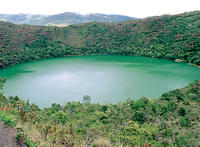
[
  {"x1": 0, "y1": 11, "x2": 200, "y2": 67},
  {"x1": 0, "y1": 11, "x2": 200, "y2": 68}
]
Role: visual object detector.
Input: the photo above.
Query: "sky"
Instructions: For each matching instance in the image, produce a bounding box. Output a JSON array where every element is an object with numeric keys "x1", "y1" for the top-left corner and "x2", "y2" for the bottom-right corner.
[{"x1": 0, "y1": 0, "x2": 200, "y2": 18}]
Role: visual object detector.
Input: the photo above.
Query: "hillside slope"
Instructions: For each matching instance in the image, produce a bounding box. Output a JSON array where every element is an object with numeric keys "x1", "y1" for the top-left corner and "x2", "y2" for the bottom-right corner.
[{"x1": 0, "y1": 11, "x2": 200, "y2": 68}]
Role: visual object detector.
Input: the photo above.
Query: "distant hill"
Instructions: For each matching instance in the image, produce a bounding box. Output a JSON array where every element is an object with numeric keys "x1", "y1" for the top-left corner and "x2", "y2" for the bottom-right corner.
[
  {"x1": 0, "y1": 14, "x2": 46, "y2": 25},
  {"x1": 0, "y1": 12, "x2": 136, "y2": 26}
]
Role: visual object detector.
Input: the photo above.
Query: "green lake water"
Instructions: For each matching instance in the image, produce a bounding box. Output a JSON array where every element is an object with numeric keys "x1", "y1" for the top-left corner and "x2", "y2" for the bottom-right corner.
[{"x1": 0, "y1": 55, "x2": 200, "y2": 107}]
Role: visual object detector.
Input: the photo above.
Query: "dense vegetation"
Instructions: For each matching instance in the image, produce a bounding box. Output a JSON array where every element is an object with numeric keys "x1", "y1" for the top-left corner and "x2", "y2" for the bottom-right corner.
[
  {"x1": 0, "y1": 11, "x2": 200, "y2": 69},
  {"x1": 0, "y1": 79, "x2": 200, "y2": 146}
]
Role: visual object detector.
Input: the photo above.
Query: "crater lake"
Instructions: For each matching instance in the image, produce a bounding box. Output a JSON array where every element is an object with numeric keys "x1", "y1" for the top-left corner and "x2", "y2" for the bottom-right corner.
[{"x1": 0, "y1": 55, "x2": 200, "y2": 107}]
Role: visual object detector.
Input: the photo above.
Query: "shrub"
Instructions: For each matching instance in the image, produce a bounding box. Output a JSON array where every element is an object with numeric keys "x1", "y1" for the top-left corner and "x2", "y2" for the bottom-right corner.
[
  {"x1": 51, "y1": 111, "x2": 68, "y2": 124},
  {"x1": 0, "y1": 112, "x2": 16, "y2": 127},
  {"x1": 163, "y1": 128, "x2": 173, "y2": 138},
  {"x1": 15, "y1": 131, "x2": 24, "y2": 141},
  {"x1": 133, "y1": 111, "x2": 146, "y2": 123},
  {"x1": 179, "y1": 107, "x2": 186, "y2": 116},
  {"x1": 180, "y1": 117, "x2": 188, "y2": 127}
]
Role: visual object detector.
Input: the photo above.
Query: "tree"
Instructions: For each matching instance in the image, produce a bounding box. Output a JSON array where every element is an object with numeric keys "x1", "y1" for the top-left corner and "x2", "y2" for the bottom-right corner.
[{"x1": 82, "y1": 95, "x2": 91, "y2": 103}]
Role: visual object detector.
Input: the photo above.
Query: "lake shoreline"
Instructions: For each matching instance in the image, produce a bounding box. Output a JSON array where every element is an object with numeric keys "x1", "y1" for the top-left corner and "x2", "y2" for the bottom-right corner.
[{"x1": 1, "y1": 55, "x2": 200, "y2": 108}]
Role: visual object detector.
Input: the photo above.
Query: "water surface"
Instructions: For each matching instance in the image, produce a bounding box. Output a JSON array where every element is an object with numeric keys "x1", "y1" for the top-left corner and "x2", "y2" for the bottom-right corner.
[{"x1": 0, "y1": 55, "x2": 199, "y2": 107}]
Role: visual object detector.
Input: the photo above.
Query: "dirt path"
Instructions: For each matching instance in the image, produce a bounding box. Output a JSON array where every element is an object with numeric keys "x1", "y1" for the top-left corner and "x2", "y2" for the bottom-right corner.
[{"x1": 0, "y1": 122, "x2": 25, "y2": 147}]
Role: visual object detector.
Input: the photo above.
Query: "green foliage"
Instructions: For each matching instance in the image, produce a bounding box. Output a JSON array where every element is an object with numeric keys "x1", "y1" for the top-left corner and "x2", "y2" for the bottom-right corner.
[
  {"x1": 51, "y1": 111, "x2": 68, "y2": 124},
  {"x1": 0, "y1": 78, "x2": 6, "y2": 90},
  {"x1": 0, "y1": 11, "x2": 200, "y2": 69},
  {"x1": 0, "y1": 111, "x2": 17, "y2": 127},
  {"x1": 82, "y1": 95, "x2": 92, "y2": 103},
  {"x1": 180, "y1": 117, "x2": 189, "y2": 127},
  {"x1": 179, "y1": 107, "x2": 186, "y2": 116},
  {"x1": 132, "y1": 111, "x2": 146, "y2": 123},
  {"x1": 26, "y1": 137, "x2": 37, "y2": 147},
  {"x1": 8, "y1": 96, "x2": 20, "y2": 106},
  {"x1": 0, "y1": 80, "x2": 199, "y2": 146},
  {"x1": 163, "y1": 128, "x2": 173, "y2": 138},
  {"x1": 118, "y1": 121, "x2": 152, "y2": 146},
  {"x1": 15, "y1": 131, "x2": 24, "y2": 141}
]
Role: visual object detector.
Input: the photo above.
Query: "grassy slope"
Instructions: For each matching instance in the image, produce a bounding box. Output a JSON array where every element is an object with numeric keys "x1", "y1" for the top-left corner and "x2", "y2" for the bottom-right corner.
[{"x1": 0, "y1": 11, "x2": 200, "y2": 68}]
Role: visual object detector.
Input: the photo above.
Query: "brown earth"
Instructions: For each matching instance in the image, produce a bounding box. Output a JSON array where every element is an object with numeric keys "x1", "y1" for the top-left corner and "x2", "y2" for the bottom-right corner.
[{"x1": 0, "y1": 122, "x2": 26, "y2": 147}]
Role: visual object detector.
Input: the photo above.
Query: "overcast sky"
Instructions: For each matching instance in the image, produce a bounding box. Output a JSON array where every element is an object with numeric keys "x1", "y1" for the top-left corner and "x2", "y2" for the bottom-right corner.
[{"x1": 0, "y1": 0, "x2": 200, "y2": 18}]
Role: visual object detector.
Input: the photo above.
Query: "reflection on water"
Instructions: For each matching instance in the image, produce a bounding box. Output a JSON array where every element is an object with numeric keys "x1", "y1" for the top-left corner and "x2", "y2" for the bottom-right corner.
[{"x1": 0, "y1": 55, "x2": 199, "y2": 107}]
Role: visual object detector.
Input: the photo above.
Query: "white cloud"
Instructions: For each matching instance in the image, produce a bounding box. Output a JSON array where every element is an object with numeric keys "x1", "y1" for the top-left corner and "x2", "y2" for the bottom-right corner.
[{"x1": 0, "y1": 0, "x2": 200, "y2": 18}]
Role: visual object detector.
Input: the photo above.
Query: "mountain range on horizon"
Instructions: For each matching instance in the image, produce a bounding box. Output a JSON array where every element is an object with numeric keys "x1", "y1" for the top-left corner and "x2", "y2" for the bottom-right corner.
[{"x1": 0, "y1": 12, "x2": 137, "y2": 26}]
